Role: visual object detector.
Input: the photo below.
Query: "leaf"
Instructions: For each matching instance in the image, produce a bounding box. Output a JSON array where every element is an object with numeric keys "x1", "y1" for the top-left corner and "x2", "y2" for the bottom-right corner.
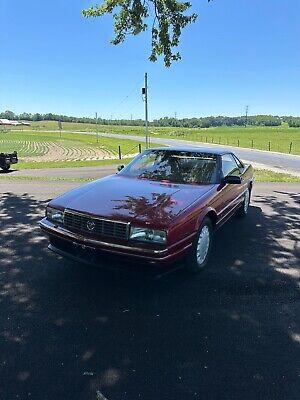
[{"x1": 83, "y1": 0, "x2": 203, "y2": 66}]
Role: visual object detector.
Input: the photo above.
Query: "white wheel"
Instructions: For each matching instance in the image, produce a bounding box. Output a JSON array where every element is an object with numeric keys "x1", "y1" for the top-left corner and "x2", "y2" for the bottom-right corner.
[
  {"x1": 186, "y1": 217, "x2": 213, "y2": 273},
  {"x1": 238, "y1": 188, "x2": 251, "y2": 217},
  {"x1": 196, "y1": 225, "x2": 211, "y2": 265}
]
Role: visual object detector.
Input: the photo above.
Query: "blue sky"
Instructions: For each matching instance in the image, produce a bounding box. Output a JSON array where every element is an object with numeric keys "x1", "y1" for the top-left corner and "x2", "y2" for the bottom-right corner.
[{"x1": 1, "y1": 0, "x2": 300, "y2": 119}]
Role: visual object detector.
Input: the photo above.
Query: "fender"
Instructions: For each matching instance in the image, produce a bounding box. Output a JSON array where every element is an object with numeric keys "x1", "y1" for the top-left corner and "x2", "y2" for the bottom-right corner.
[{"x1": 195, "y1": 207, "x2": 218, "y2": 231}]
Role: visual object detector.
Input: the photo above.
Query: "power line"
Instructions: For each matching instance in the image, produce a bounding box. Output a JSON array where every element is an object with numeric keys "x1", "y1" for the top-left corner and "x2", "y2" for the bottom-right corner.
[
  {"x1": 120, "y1": 98, "x2": 143, "y2": 117},
  {"x1": 110, "y1": 81, "x2": 144, "y2": 116}
]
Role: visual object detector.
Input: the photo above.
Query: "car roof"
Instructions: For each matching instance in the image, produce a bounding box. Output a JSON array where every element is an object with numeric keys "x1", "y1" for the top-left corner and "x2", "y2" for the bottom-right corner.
[{"x1": 145, "y1": 146, "x2": 231, "y2": 156}]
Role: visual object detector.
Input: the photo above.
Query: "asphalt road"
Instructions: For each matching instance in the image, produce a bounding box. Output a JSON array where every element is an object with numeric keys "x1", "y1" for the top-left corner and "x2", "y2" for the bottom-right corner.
[
  {"x1": 0, "y1": 180, "x2": 300, "y2": 400},
  {"x1": 3, "y1": 165, "x2": 118, "y2": 179},
  {"x1": 93, "y1": 132, "x2": 300, "y2": 175}
]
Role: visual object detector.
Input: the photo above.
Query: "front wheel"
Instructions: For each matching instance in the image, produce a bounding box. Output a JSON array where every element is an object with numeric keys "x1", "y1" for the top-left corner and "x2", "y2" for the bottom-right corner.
[
  {"x1": 185, "y1": 217, "x2": 213, "y2": 273},
  {"x1": 1, "y1": 164, "x2": 10, "y2": 172}
]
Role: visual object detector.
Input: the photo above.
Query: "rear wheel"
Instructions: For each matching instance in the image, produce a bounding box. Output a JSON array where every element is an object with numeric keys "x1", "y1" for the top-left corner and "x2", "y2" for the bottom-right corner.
[
  {"x1": 238, "y1": 188, "x2": 251, "y2": 217},
  {"x1": 185, "y1": 217, "x2": 213, "y2": 273}
]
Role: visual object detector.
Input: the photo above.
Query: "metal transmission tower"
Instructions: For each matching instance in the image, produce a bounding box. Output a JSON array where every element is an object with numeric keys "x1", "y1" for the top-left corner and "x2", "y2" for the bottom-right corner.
[
  {"x1": 95, "y1": 112, "x2": 99, "y2": 143},
  {"x1": 245, "y1": 105, "x2": 249, "y2": 127},
  {"x1": 142, "y1": 73, "x2": 149, "y2": 148}
]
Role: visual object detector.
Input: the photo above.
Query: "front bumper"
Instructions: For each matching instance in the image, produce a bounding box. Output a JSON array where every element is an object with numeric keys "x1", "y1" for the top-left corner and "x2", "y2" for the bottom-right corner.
[{"x1": 39, "y1": 218, "x2": 193, "y2": 265}]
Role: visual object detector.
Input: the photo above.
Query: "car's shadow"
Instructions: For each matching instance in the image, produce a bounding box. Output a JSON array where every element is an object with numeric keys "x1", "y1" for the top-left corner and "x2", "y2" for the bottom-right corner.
[
  {"x1": 0, "y1": 168, "x2": 18, "y2": 174},
  {"x1": 0, "y1": 190, "x2": 299, "y2": 400}
]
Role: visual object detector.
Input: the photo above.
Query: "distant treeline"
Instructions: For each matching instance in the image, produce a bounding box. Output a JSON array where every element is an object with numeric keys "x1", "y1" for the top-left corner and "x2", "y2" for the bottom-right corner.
[
  {"x1": 0, "y1": 110, "x2": 145, "y2": 127},
  {"x1": 1, "y1": 110, "x2": 300, "y2": 128},
  {"x1": 153, "y1": 115, "x2": 283, "y2": 127}
]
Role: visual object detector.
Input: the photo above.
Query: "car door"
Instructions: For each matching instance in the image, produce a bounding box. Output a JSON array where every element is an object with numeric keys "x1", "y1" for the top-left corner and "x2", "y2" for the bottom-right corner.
[{"x1": 216, "y1": 153, "x2": 244, "y2": 223}]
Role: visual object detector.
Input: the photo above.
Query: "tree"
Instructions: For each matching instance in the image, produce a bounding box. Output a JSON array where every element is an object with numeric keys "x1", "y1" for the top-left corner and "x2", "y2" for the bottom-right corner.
[
  {"x1": 83, "y1": 0, "x2": 211, "y2": 67},
  {"x1": 1, "y1": 110, "x2": 15, "y2": 120},
  {"x1": 33, "y1": 113, "x2": 43, "y2": 121}
]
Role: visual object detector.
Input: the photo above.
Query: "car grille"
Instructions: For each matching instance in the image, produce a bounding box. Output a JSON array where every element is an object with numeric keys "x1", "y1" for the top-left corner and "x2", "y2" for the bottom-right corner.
[{"x1": 64, "y1": 210, "x2": 129, "y2": 240}]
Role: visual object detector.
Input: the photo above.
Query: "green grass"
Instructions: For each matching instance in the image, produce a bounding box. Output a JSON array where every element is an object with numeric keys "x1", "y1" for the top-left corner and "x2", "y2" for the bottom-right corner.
[
  {"x1": 0, "y1": 130, "x2": 143, "y2": 166},
  {"x1": 98, "y1": 124, "x2": 300, "y2": 155},
  {"x1": 0, "y1": 175, "x2": 93, "y2": 182},
  {"x1": 6, "y1": 121, "x2": 300, "y2": 155},
  {"x1": 254, "y1": 169, "x2": 300, "y2": 183},
  {"x1": 17, "y1": 158, "x2": 132, "y2": 170}
]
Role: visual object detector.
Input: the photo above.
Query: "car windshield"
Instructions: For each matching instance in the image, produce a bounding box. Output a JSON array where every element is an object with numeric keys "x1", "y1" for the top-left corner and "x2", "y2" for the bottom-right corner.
[{"x1": 119, "y1": 150, "x2": 219, "y2": 184}]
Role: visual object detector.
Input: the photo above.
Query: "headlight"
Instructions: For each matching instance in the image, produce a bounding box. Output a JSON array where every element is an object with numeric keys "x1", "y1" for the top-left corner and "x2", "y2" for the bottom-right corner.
[
  {"x1": 46, "y1": 207, "x2": 64, "y2": 224},
  {"x1": 129, "y1": 226, "x2": 167, "y2": 244}
]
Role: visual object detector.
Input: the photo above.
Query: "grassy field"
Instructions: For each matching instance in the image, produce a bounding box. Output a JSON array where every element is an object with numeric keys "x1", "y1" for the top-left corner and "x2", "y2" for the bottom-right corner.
[
  {"x1": 99, "y1": 124, "x2": 300, "y2": 155},
  {"x1": 6, "y1": 121, "x2": 300, "y2": 155},
  {"x1": 254, "y1": 169, "x2": 300, "y2": 182},
  {"x1": 0, "y1": 130, "x2": 144, "y2": 169}
]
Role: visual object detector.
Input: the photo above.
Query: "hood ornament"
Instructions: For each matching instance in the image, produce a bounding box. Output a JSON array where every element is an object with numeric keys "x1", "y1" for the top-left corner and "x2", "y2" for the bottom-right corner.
[{"x1": 87, "y1": 220, "x2": 95, "y2": 231}]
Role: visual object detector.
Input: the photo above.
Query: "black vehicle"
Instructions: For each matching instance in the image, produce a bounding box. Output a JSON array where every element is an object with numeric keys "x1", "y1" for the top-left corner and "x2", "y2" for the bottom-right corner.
[{"x1": 0, "y1": 151, "x2": 18, "y2": 172}]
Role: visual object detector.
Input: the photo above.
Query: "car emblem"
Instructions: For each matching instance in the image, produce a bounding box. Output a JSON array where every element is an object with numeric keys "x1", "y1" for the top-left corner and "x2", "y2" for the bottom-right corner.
[{"x1": 87, "y1": 220, "x2": 95, "y2": 231}]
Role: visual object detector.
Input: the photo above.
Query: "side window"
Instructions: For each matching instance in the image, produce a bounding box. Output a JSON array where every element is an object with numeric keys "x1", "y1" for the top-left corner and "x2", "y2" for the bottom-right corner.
[
  {"x1": 221, "y1": 154, "x2": 240, "y2": 177},
  {"x1": 233, "y1": 154, "x2": 244, "y2": 170}
]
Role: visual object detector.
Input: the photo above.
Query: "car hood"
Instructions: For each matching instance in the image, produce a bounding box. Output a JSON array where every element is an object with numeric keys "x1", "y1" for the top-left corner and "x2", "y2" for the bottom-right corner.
[{"x1": 50, "y1": 175, "x2": 214, "y2": 227}]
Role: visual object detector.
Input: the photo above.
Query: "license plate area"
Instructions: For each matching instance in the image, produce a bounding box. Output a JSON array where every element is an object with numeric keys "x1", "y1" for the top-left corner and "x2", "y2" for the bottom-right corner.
[{"x1": 72, "y1": 241, "x2": 96, "y2": 251}]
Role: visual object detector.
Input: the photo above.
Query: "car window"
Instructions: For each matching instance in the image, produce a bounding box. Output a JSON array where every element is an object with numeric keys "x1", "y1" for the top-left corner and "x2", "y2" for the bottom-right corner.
[
  {"x1": 120, "y1": 150, "x2": 219, "y2": 184},
  {"x1": 129, "y1": 152, "x2": 158, "y2": 173},
  {"x1": 221, "y1": 154, "x2": 240, "y2": 177},
  {"x1": 233, "y1": 154, "x2": 244, "y2": 169}
]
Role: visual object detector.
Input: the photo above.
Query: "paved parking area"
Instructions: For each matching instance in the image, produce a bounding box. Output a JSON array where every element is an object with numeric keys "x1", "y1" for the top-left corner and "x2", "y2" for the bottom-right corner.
[
  {"x1": 0, "y1": 165, "x2": 117, "y2": 180},
  {"x1": 0, "y1": 181, "x2": 299, "y2": 400}
]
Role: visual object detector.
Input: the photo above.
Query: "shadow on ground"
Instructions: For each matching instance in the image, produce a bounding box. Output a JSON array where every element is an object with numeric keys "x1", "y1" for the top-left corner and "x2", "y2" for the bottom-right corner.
[
  {"x1": 0, "y1": 169, "x2": 18, "y2": 174},
  {"x1": 0, "y1": 188, "x2": 299, "y2": 400}
]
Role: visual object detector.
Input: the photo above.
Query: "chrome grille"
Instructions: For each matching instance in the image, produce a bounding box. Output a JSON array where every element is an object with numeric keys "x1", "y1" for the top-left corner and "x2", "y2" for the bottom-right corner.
[{"x1": 64, "y1": 210, "x2": 129, "y2": 239}]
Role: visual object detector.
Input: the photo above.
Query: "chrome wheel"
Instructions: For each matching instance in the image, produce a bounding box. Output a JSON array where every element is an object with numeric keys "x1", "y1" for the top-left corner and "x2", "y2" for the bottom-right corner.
[
  {"x1": 244, "y1": 189, "x2": 250, "y2": 213},
  {"x1": 196, "y1": 225, "x2": 210, "y2": 265}
]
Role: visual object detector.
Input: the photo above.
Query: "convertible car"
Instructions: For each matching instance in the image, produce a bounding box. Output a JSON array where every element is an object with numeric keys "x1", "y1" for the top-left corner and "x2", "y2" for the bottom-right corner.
[{"x1": 40, "y1": 147, "x2": 253, "y2": 272}]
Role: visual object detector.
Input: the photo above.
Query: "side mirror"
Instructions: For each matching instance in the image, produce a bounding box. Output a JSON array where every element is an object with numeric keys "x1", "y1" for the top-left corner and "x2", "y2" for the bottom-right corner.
[
  {"x1": 117, "y1": 164, "x2": 124, "y2": 172},
  {"x1": 223, "y1": 175, "x2": 241, "y2": 184}
]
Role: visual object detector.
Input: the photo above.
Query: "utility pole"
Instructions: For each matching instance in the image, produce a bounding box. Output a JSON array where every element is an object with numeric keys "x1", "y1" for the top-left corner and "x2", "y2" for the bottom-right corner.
[
  {"x1": 58, "y1": 119, "x2": 62, "y2": 138},
  {"x1": 142, "y1": 73, "x2": 149, "y2": 148},
  {"x1": 95, "y1": 112, "x2": 99, "y2": 143},
  {"x1": 245, "y1": 105, "x2": 249, "y2": 127}
]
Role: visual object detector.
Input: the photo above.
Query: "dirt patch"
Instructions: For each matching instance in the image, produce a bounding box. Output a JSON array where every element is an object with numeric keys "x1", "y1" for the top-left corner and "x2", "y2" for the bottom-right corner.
[{"x1": 26, "y1": 142, "x2": 116, "y2": 162}]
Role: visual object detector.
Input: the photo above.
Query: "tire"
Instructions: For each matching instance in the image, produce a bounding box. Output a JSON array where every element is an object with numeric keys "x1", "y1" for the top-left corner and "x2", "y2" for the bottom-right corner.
[
  {"x1": 1, "y1": 164, "x2": 10, "y2": 172},
  {"x1": 237, "y1": 188, "x2": 251, "y2": 217},
  {"x1": 185, "y1": 217, "x2": 213, "y2": 273}
]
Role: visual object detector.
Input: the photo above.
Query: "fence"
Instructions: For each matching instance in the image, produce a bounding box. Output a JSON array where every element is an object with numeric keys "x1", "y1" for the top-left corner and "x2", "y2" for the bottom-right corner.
[
  {"x1": 110, "y1": 137, "x2": 299, "y2": 158},
  {"x1": 198, "y1": 136, "x2": 299, "y2": 155},
  {"x1": 117, "y1": 143, "x2": 142, "y2": 160}
]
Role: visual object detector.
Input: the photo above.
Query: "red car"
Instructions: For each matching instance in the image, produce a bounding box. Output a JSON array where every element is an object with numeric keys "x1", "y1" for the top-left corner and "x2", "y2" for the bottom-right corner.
[{"x1": 40, "y1": 147, "x2": 253, "y2": 272}]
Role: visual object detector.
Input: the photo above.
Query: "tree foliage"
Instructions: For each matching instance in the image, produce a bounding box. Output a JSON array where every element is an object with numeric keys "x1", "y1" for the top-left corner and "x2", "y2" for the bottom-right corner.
[
  {"x1": 152, "y1": 115, "x2": 283, "y2": 128},
  {"x1": 286, "y1": 117, "x2": 300, "y2": 128},
  {"x1": 1, "y1": 110, "x2": 289, "y2": 129},
  {"x1": 82, "y1": 0, "x2": 209, "y2": 66}
]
